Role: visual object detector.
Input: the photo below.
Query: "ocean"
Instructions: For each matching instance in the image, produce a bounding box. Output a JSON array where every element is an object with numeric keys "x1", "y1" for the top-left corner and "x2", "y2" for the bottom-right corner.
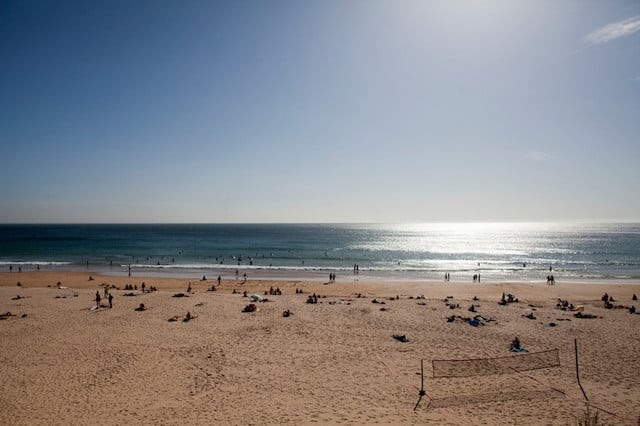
[{"x1": 1, "y1": 223, "x2": 639, "y2": 282}]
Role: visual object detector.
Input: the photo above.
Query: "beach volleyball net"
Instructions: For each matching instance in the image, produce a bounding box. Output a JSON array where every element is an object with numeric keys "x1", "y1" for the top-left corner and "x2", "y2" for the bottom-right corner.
[{"x1": 432, "y1": 349, "x2": 560, "y2": 378}]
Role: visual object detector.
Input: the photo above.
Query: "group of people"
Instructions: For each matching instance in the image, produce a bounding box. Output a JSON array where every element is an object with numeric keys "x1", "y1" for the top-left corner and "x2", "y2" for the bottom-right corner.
[
  {"x1": 306, "y1": 293, "x2": 321, "y2": 304},
  {"x1": 556, "y1": 298, "x2": 574, "y2": 311},
  {"x1": 242, "y1": 303, "x2": 257, "y2": 313},
  {"x1": 602, "y1": 292, "x2": 637, "y2": 314},
  {"x1": 473, "y1": 273, "x2": 481, "y2": 283},
  {"x1": 546, "y1": 275, "x2": 556, "y2": 285},
  {"x1": 499, "y1": 292, "x2": 518, "y2": 305},
  {"x1": 123, "y1": 283, "x2": 157, "y2": 292},
  {"x1": 95, "y1": 290, "x2": 113, "y2": 309},
  {"x1": 443, "y1": 272, "x2": 451, "y2": 282},
  {"x1": 268, "y1": 286, "x2": 282, "y2": 295},
  {"x1": 601, "y1": 292, "x2": 615, "y2": 308},
  {"x1": 328, "y1": 273, "x2": 337, "y2": 282}
]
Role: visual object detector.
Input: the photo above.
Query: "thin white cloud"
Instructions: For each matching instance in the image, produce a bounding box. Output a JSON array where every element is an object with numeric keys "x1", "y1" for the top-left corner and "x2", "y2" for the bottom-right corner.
[{"x1": 583, "y1": 16, "x2": 640, "y2": 45}]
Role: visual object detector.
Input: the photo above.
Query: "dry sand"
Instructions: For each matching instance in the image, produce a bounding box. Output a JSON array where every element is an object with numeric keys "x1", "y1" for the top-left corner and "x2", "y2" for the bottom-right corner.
[{"x1": 1, "y1": 271, "x2": 639, "y2": 425}]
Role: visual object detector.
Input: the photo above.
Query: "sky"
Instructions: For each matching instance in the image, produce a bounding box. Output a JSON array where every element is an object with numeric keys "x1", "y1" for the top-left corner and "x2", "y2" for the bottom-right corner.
[{"x1": 1, "y1": 0, "x2": 639, "y2": 223}]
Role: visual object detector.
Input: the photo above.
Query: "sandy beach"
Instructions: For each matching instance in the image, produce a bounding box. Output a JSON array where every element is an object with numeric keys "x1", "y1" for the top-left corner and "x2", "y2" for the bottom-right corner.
[{"x1": 1, "y1": 271, "x2": 639, "y2": 425}]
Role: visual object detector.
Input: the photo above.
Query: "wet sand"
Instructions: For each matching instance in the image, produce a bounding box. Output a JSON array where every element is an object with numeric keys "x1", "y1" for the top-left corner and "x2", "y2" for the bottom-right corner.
[{"x1": 1, "y1": 271, "x2": 639, "y2": 425}]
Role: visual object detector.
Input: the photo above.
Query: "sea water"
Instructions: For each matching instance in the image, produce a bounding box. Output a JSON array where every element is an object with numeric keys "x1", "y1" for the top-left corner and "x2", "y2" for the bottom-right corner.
[{"x1": 0, "y1": 223, "x2": 639, "y2": 281}]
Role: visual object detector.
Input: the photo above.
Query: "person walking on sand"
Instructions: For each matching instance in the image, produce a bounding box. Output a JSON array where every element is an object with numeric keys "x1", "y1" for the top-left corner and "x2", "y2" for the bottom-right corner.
[
  {"x1": 95, "y1": 291, "x2": 101, "y2": 308},
  {"x1": 108, "y1": 293, "x2": 113, "y2": 309}
]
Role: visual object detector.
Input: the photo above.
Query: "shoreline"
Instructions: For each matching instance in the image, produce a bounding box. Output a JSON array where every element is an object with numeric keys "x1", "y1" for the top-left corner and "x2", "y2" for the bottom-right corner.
[
  {"x1": 2, "y1": 270, "x2": 640, "y2": 297},
  {"x1": 2, "y1": 266, "x2": 640, "y2": 286}
]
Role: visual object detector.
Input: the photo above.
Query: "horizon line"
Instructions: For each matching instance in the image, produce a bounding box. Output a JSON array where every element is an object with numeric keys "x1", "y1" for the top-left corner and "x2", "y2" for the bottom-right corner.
[{"x1": 1, "y1": 220, "x2": 639, "y2": 226}]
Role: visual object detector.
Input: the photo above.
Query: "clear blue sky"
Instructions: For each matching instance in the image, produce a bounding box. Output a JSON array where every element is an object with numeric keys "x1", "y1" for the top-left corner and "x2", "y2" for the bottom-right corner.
[{"x1": 1, "y1": 0, "x2": 639, "y2": 223}]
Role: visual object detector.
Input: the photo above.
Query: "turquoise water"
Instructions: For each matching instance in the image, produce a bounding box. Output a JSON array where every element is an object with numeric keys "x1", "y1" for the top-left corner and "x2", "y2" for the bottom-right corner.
[{"x1": 1, "y1": 223, "x2": 639, "y2": 281}]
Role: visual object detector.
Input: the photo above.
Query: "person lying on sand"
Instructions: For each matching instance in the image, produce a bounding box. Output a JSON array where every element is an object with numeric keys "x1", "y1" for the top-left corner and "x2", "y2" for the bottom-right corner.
[
  {"x1": 447, "y1": 315, "x2": 471, "y2": 323},
  {"x1": 242, "y1": 304, "x2": 257, "y2": 313},
  {"x1": 574, "y1": 312, "x2": 598, "y2": 319},
  {"x1": 134, "y1": 303, "x2": 146, "y2": 312},
  {"x1": 392, "y1": 334, "x2": 409, "y2": 343}
]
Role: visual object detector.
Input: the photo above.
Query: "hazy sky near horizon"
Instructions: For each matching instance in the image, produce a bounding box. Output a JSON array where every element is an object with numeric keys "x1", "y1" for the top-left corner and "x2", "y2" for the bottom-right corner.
[{"x1": 1, "y1": 0, "x2": 639, "y2": 223}]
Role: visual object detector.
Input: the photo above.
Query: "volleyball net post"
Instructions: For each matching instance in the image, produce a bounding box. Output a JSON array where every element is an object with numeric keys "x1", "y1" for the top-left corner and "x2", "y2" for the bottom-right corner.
[{"x1": 413, "y1": 358, "x2": 433, "y2": 411}]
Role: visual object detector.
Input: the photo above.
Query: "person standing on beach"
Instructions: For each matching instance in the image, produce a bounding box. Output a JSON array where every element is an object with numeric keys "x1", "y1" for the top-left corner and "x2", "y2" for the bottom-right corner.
[
  {"x1": 95, "y1": 291, "x2": 101, "y2": 308},
  {"x1": 217, "y1": 275, "x2": 221, "y2": 286},
  {"x1": 108, "y1": 293, "x2": 113, "y2": 308}
]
